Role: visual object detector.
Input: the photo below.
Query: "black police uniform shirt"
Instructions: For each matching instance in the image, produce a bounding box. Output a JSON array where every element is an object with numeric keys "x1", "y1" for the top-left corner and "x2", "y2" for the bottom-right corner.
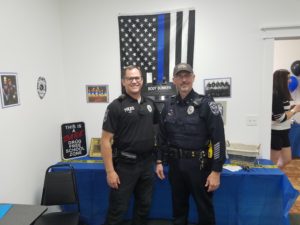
[
  {"x1": 159, "y1": 89, "x2": 226, "y2": 172},
  {"x1": 102, "y1": 93, "x2": 159, "y2": 154}
]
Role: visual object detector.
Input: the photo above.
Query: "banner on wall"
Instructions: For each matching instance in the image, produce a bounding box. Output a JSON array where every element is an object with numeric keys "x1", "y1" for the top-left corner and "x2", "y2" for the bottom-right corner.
[
  {"x1": 118, "y1": 9, "x2": 195, "y2": 101},
  {"x1": 61, "y1": 122, "x2": 87, "y2": 160}
]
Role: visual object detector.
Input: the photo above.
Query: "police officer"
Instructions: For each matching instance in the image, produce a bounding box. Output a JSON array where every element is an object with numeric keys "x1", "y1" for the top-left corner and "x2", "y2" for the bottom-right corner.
[
  {"x1": 101, "y1": 65, "x2": 159, "y2": 225},
  {"x1": 156, "y1": 63, "x2": 226, "y2": 225}
]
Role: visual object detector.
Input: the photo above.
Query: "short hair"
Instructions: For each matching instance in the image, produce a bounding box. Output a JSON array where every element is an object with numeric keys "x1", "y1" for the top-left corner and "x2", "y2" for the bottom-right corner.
[{"x1": 121, "y1": 65, "x2": 142, "y2": 79}]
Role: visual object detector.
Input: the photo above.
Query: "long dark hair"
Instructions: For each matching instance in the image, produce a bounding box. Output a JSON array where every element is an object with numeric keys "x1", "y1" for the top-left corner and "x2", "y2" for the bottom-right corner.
[{"x1": 272, "y1": 69, "x2": 292, "y2": 101}]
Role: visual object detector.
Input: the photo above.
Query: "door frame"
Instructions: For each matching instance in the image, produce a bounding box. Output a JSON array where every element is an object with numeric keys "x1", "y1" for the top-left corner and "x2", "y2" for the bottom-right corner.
[{"x1": 260, "y1": 25, "x2": 300, "y2": 159}]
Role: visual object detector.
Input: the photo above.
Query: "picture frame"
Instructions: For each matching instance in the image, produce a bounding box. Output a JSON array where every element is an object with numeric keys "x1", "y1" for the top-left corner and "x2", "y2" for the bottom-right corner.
[
  {"x1": 89, "y1": 138, "x2": 102, "y2": 157},
  {"x1": 0, "y1": 72, "x2": 20, "y2": 108},
  {"x1": 215, "y1": 101, "x2": 227, "y2": 125},
  {"x1": 204, "y1": 77, "x2": 231, "y2": 98},
  {"x1": 86, "y1": 85, "x2": 109, "y2": 103}
]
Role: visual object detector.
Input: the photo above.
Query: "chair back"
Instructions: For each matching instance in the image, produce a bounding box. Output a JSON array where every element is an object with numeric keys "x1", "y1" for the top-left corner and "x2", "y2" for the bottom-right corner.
[{"x1": 41, "y1": 164, "x2": 80, "y2": 211}]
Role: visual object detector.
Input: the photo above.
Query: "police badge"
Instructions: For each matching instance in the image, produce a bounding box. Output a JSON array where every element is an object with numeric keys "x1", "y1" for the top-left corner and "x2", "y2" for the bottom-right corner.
[
  {"x1": 187, "y1": 105, "x2": 194, "y2": 115},
  {"x1": 37, "y1": 76, "x2": 47, "y2": 99},
  {"x1": 147, "y1": 104, "x2": 152, "y2": 112}
]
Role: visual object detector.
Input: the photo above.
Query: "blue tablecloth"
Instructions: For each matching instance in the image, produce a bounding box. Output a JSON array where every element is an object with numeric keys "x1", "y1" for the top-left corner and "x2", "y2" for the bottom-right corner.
[
  {"x1": 290, "y1": 122, "x2": 300, "y2": 157},
  {"x1": 61, "y1": 158, "x2": 299, "y2": 225}
]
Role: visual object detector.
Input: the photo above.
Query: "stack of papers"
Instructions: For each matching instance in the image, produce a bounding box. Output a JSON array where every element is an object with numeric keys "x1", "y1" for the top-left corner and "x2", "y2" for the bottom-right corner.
[{"x1": 223, "y1": 165, "x2": 242, "y2": 172}]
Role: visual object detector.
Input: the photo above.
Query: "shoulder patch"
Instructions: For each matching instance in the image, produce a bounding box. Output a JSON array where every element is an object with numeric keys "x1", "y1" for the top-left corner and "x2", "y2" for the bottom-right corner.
[
  {"x1": 103, "y1": 109, "x2": 109, "y2": 122},
  {"x1": 208, "y1": 101, "x2": 220, "y2": 115}
]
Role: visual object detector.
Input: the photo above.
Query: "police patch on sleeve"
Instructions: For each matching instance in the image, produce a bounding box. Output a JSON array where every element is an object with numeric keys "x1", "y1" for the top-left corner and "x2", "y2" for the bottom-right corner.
[
  {"x1": 208, "y1": 101, "x2": 220, "y2": 115},
  {"x1": 103, "y1": 109, "x2": 109, "y2": 122}
]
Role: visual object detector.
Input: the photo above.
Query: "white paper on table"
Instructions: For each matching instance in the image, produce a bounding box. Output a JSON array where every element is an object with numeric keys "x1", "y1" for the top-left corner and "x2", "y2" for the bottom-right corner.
[{"x1": 223, "y1": 165, "x2": 242, "y2": 172}]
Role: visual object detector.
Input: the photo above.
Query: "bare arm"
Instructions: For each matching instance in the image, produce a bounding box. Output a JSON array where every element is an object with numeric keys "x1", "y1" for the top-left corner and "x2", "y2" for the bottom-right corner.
[{"x1": 101, "y1": 130, "x2": 120, "y2": 189}]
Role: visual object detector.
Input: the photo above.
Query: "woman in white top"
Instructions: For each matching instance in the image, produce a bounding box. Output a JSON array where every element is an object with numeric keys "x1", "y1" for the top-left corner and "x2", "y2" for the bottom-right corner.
[{"x1": 271, "y1": 69, "x2": 300, "y2": 168}]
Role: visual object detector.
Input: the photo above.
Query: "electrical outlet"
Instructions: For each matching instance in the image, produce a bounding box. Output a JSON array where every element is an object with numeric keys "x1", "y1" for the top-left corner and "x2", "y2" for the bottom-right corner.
[{"x1": 246, "y1": 115, "x2": 258, "y2": 126}]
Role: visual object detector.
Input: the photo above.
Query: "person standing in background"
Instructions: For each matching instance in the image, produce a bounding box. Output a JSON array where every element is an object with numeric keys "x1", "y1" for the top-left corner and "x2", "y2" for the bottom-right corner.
[{"x1": 271, "y1": 69, "x2": 300, "y2": 168}]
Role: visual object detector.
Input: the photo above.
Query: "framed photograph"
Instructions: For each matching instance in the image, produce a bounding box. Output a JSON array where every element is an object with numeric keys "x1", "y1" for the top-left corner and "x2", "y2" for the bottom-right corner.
[
  {"x1": 0, "y1": 72, "x2": 20, "y2": 108},
  {"x1": 89, "y1": 138, "x2": 101, "y2": 157},
  {"x1": 204, "y1": 77, "x2": 231, "y2": 98},
  {"x1": 215, "y1": 101, "x2": 227, "y2": 125},
  {"x1": 86, "y1": 85, "x2": 109, "y2": 103}
]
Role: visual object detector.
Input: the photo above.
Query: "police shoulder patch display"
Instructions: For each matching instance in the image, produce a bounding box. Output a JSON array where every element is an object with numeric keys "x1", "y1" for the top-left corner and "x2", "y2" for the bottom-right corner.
[
  {"x1": 37, "y1": 76, "x2": 47, "y2": 99},
  {"x1": 208, "y1": 101, "x2": 220, "y2": 115}
]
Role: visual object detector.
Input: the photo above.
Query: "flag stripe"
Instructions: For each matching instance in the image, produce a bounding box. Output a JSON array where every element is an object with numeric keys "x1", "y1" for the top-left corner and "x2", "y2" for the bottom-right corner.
[
  {"x1": 187, "y1": 10, "x2": 195, "y2": 67},
  {"x1": 169, "y1": 12, "x2": 177, "y2": 81},
  {"x1": 157, "y1": 15, "x2": 165, "y2": 83},
  {"x1": 175, "y1": 11, "x2": 183, "y2": 65},
  {"x1": 163, "y1": 13, "x2": 170, "y2": 82},
  {"x1": 181, "y1": 10, "x2": 189, "y2": 63}
]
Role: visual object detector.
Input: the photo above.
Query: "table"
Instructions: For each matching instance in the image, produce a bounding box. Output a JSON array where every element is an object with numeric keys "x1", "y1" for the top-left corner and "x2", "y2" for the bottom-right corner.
[
  {"x1": 61, "y1": 158, "x2": 299, "y2": 225},
  {"x1": 0, "y1": 204, "x2": 47, "y2": 225}
]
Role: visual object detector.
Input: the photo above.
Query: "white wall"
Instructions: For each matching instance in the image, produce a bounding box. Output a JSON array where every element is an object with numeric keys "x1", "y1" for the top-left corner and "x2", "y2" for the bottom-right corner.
[
  {"x1": 0, "y1": 0, "x2": 65, "y2": 203},
  {"x1": 60, "y1": 0, "x2": 300, "y2": 158},
  {"x1": 2, "y1": 0, "x2": 300, "y2": 204}
]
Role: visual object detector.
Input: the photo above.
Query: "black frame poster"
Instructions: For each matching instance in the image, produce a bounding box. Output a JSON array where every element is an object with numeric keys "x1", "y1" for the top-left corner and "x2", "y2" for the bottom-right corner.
[{"x1": 61, "y1": 122, "x2": 87, "y2": 160}]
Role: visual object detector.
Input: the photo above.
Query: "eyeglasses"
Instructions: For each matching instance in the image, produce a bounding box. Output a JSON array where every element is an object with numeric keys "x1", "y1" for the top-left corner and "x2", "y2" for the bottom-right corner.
[{"x1": 124, "y1": 76, "x2": 142, "y2": 82}]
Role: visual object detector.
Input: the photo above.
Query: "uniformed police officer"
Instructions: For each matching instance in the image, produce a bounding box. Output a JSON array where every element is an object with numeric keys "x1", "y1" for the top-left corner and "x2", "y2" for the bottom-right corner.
[
  {"x1": 101, "y1": 65, "x2": 159, "y2": 225},
  {"x1": 156, "y1": 63, "x2": 226, "y2": 225}
]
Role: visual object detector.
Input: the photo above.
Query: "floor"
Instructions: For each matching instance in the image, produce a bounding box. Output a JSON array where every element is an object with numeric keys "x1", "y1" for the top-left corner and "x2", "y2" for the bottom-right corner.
[{"x1": 283, "y1": 158, "x2": 300, "y2": 214}]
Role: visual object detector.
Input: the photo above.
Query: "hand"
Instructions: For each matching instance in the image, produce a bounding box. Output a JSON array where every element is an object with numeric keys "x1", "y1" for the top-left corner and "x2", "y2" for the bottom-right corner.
[
  {"x1": 156, "y1": 164, "x2": 165, "y2": 180},
  {"x1": 293, "y1": 104, "x2": 300, "y2": 113},
  {"x1": 205, "y1": 171, "x2": 220, "y2": 192},
  {"x1": 106, "y1": 170, "x2": 120, "y2": 189}
]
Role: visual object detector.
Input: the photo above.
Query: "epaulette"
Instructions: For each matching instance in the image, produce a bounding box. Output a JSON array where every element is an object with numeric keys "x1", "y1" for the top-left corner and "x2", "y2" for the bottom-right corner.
[{"x1": 117, "y1": 94, "x2": 126, "y2": 102}]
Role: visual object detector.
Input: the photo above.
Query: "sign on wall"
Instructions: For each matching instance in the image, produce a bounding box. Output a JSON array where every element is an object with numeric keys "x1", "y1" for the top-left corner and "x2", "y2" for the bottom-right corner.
[{"x1": 61, "y1": 122, "x2": 87, "y2": 160}]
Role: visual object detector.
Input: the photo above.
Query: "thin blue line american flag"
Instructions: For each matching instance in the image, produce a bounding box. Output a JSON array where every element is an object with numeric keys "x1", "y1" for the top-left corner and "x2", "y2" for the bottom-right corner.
[{"x1": 118, "y1": 9, "x2": 195, "y2": 84}]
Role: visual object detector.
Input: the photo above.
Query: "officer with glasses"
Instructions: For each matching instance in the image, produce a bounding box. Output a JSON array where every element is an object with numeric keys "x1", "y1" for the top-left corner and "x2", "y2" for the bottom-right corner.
[
  {"x1": 101, "y1": 65, "x2": 160, "y2": 225},
  {"x1": 156, "y1": 63, "x2": 226, "y2": 225}
]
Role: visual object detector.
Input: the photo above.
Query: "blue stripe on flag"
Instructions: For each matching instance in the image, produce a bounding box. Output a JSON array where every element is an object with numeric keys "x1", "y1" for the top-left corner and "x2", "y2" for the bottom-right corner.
[{"x1": 157, "y1": 14, "x2": 165, "y2": 84}]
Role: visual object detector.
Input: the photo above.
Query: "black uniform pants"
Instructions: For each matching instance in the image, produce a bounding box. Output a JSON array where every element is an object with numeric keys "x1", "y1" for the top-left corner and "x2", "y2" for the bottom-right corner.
[
  {"x1": 169, "y1": 159, "x2": 215, "y2": 225},
  {"x1": 104, "y1": 156, "x2": 154, "y2": 225}
]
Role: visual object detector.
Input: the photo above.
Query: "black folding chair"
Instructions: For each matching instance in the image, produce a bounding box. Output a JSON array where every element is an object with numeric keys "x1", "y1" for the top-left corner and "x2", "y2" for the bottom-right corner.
[{"x1": 34, "y1": 164, "x2": 82, "y2": 225}]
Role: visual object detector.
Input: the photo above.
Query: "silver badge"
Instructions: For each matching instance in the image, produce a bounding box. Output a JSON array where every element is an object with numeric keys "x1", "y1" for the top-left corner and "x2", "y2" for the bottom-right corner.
[
  {"x1": 37, "y1": 76, "x2": 47, "y2": 99},
  {"x1": 147, "y1": 104, "x2": 152, "y2": 112},
  {"x1": 187, "y1": 105, "x2": 194, "y2": 115},
  {"x1": 209, "y1": 102, "x2": 220, "y2": 115}
]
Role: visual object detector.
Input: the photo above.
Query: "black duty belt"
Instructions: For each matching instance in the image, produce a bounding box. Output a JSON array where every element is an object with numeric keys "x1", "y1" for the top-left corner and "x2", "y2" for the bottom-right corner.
[
  {"x1": 168, "y1": 147, "x2": 207, "y2": 159},
  {"x1": 113, "y1": 149, "x2": 153, "y2": 163}
]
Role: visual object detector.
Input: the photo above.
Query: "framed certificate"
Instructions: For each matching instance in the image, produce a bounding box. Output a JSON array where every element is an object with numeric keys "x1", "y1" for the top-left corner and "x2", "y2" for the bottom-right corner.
[
  {"x1": 86, "y1": 85, "x2": 109, "y2": 103},
  {"x1": 89, "y1": 138, "x2": 101, "y2": 157}
]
